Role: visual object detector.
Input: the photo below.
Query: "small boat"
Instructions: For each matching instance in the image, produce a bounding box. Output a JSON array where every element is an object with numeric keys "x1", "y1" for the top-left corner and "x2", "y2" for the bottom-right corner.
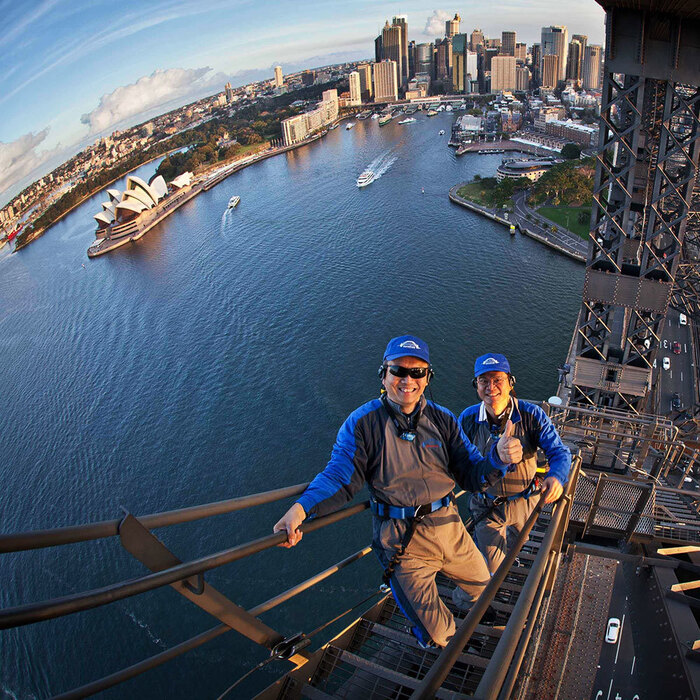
[
  {"x1": 356, "y1": 170, "x2": 375, "y2": 188},
  {"x1": 346, "y1": 122, "x2": 356, "y2": 130},
  {"x1": 7, "y1": 225, "x2": 22, "y2": 242},
  {"x1": 329, "y1": 123, "x2": 339, "y2": 130},
  {"x1": 398, "y1": 118, "x2": 416, "y2": 124},
  {"x1": 427, "y1": 110, "x2": 438, "y2": 117},
  {"x1": 439, "y1": 129, "x2": 445, "y2": 135},
  {"x1": 227, "y1": 195, "x2": 240, "y2": 208},
  {"x1": 421, "y1": 187, "x2": 425, "y2": 194}
]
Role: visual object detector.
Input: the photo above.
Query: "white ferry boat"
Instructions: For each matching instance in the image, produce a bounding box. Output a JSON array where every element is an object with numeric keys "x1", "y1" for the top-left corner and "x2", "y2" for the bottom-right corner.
[
  {"x1": 398, "y1": 118, "x2": 416, "y2": 124},
  {"x1": 228, "y1": 195, "x2": 240, "y2": 208},
  {"x1": 346, "y1": 122, "x2": 356, "y2": 130},
  {"x1": 439, "y1": 129, "x2": 445, "y2": 135},
  {"x1": 356, "y1": 170, "x2": 375, "y2": 188}
]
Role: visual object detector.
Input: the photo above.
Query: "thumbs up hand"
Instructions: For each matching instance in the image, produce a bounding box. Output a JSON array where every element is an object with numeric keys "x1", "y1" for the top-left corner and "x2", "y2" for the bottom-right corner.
[{"x1": 497, "y1": 419, "x2": 523, "y2": 465}]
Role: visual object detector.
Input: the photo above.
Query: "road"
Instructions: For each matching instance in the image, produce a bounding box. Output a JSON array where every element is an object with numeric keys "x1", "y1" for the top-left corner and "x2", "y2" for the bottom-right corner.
[
  {"x1": 654, "y1": 308, "x2": 694, "y2": 415},
  {"x1": 590, "y1": 564, "x2": 640, "y2": 700}
]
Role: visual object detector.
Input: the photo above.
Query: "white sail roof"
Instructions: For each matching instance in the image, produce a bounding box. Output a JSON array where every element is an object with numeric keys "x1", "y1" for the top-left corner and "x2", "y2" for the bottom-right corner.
[
  {"x1": 125, "y1": 175, "x2": 160, "y2": 205},
  {"x1": 94, "y1": 212, "x2": 114, "y2": 226},
  {"x1": 115, "y1": 199, "x2": 148, "y2": 215},
  {"x1": 170, "y1": 172, "x2": 193, "y2": 189},
  {"x1": 123, "y1": 189, "x2": 156, "y2": 209},
  {"x1": 150, "y1": 175, "x2": 168, "y2": 199},
  {"x1": 106, "y1": 189, "x2": 121, "y2": 203}
]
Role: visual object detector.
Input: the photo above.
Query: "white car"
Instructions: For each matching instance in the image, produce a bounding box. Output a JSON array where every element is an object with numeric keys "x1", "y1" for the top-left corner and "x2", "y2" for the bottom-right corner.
[
  {"x1": 605, "y1": 617, "x2": 621, "y2": 644},
  {"x1": 679, "y1": 313, "x2": 687, "y2": 326},
  {"x1": 663, "y1": 357, "x2": 671, "y2": 371}
]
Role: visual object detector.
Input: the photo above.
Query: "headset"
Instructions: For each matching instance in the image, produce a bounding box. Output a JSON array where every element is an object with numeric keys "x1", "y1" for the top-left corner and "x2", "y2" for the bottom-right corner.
[
  {"x1": 472, "y1": 373, "x2": 517, "y2": 389},
  {"x1": 378, "y1": 363, "x2": 434, "y2": 384}
]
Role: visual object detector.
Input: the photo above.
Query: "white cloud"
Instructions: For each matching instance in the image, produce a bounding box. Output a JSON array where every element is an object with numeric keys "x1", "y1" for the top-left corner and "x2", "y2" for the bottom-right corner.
[
  {"x1": 424, "y1": 10, "x2": 451, "y2": 36},
  {"x1": 0, "y1": 129, "x2": 59, "y2": 199},
  {"x1": 80, "y1": 66, "x2": 213, "y2": 134}
]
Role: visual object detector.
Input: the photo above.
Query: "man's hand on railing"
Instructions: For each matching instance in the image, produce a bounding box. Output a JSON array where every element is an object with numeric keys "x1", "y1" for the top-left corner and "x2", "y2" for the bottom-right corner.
[
  {"x1": 541, "y1": 476, "x2": 563, "y2": 504},
  {"x1": 273, "y1": 503, "x2": 306, "y2": 548}
]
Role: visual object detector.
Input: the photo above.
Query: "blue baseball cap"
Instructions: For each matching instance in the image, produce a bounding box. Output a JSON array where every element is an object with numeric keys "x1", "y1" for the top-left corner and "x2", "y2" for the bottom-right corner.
[
  {"x1": 474, "y1": 353, "x2": 511, "y2": 378},
  {"x1": 383, "y1": 335, "x2": 430, "y2": 364}
]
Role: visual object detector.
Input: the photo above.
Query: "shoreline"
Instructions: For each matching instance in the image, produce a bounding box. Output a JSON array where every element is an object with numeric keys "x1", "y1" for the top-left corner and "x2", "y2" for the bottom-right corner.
[{"x1": 448, "y1": 184, "x2": 587, "y2": 263}]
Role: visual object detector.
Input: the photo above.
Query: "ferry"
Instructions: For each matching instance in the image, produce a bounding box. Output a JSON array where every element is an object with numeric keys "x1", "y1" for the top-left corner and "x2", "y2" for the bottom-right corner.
[
  {"x1": 371, "y1": 113, "x2": 380, "y2": 120},
  {"x1": 378, "y1": 114, "x2": 393, "y2": 126},
  {"x1": 398, "y1": 118, "x2": 416, "y2": 124},
  {"x1": 439, "y1": 129, "x2": 445, "y2": 135},
  {"x1": 356, "y1": 170, "x2": 375, "y2": 188},
  {"x1": 227, "y1": 195, "x2": 240, "y2": 209},
  {"x1": 6, "y1": 224, "x2": 22, "y2": 243},
  {"x1": 478, "y1": 148, "x2": 505, "y2": 154},
  {"x1": 345, "y1": 122, "x2": 356, "y2": 130},
  {"x1": 328, "y1": 123, "x2": 339, "y2": 130}
]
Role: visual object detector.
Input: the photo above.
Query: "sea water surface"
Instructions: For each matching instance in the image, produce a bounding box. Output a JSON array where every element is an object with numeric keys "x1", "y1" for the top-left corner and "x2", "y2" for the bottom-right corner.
[{"x1": 0, "y1": 114, "x2": 584, "y2": 698}]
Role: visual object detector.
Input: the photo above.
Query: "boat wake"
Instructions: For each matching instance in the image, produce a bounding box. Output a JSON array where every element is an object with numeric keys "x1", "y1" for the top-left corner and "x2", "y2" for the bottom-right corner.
[
  {"x1": 365, "y1": 148, "x2": 399, "y2": 181},
  {"x1": 220, "y1": 208, "x2": 236, "y2": 239}
]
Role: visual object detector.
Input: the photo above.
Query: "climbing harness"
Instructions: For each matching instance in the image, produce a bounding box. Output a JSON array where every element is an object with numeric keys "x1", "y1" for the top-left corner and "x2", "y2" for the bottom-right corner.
[{"x1": 464, "y1": 477, "x2": 541, "y2": 533}]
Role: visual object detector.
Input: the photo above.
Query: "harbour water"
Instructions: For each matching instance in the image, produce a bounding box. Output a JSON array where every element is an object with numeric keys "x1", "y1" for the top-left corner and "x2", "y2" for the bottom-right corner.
[{"x1": 0, "y1": 114, "x2": 584, "y2": 698}]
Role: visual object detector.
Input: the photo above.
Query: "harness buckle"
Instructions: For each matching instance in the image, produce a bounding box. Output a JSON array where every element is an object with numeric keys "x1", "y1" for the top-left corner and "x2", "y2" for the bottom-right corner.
[{"x1": 414, "y1": 503, "x2": 432, "y2": 519}]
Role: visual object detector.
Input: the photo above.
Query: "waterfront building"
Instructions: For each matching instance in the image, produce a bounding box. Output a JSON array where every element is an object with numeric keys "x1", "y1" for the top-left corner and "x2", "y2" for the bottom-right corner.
[
  {"x1": 491, "y1": 55, "x2": 516, "y2": 92},
  {"x1": 357, "y1": 64, "x2": 373, "y2": 100},
  {"x1": 515, "y1": 42, "x2": 527, "y2": 61},
  {"x1": 516, "y1": 65, "x2": 531, "y2": 92},
  {"x1": 545, "y1": 118, "x2": 597, "y2": 147},
  {"x1": 446, "y1": 13, "x2": 461, "y2": 38},
  {"x1": 281, "y1": 90, "x2": 338, "y2": 146},
  {"x1": 415, "y1": 43, "x2": 434, "y2": 77},
  {"x1": 541, "y1": 25, "x2": 568, "y2": 83},
  {"x1": 541, "y1": 54, "x2": 560, "y2": 89},
  {"x1": 282, "y1": 114, "x2": 308, "y2": 145},
  {"x1": 274, "y1": 65, "x2": 284, "y2": 88},
  {"x1": 373, "y1": 59, "x2": 399, "y2": 102},
  {"x1": 452, "y1": 34, "x2": 478, "y2": 94},
  {"x1": 348, "y1": 71, "x2": 362, "y2": 106},
  {"x1": 582, "y1": 45, "x2": 602, "y2": 90},
  {"x1": 469, "y1": 28, "x2": 484, "y2": 52},
  {"x1": 496, "y1": 157, "x2": 556, "y2": 182},
  {"x1": 501, "y1": 31, "x2": 516, "y2": 56},
  {"x1": 392, "y1": 15, "x2": 409, "y2": 84}
]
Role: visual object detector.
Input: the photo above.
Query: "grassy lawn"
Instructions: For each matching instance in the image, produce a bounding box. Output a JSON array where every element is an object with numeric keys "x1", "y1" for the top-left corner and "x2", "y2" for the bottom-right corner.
[
  {"x1": 536, "y1": 205, "x2": 591, "y2": 239},
  {"x1": 456, "y1": 181, "x2": 513, "y2": 211}
]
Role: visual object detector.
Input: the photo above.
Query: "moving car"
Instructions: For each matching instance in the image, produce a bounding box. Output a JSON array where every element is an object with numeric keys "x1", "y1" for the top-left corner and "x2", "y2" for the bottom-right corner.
[
  {"x1": 672, "y1": 392, "x2": 682, "y2": 410},
  {"x1": 663, "y1": 357, "x2": 671, "y2": 370},
  {"x1": 605, "y1": 617, "x2": 621, "y2": 644},
  {"x1": 679, "y1": 313, "x2": 687, "y2": 326},
  {"x1": 673, "y1": 341, "x2": 681, "y2": 354}
]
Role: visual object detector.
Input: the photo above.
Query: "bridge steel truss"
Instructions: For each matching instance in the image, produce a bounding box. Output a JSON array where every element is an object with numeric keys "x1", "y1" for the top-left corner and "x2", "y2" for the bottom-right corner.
[{"x1": 572, "y1": 1, "x2": 700, "y2": 412}]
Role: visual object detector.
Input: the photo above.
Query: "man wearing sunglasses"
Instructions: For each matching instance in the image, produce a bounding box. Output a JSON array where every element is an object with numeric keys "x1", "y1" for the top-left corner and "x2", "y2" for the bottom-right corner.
[
  {"x1": 274, "y1": 335, "x2": 520, "y2": 649},
  {"x1": 459, "y1": 353, "x2": 571, "y2": 575}
]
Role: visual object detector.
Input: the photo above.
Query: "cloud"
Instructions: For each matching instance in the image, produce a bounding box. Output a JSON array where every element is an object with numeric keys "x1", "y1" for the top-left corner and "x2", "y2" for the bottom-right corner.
[
  {"x1": 0, "y1": 129, "x2": 60, "y2": 200},
  {"x1": 80, "y1": 66, "x2": 213, "y2": 134},
  {"x1": 424, "y1": 10, "x2": 451, "y2": 36}
]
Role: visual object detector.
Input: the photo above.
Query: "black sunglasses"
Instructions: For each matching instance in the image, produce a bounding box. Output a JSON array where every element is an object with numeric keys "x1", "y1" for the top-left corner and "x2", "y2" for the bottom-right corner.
[{"x1": 386, "y1": 365, "x2": 430, "y2": 379}]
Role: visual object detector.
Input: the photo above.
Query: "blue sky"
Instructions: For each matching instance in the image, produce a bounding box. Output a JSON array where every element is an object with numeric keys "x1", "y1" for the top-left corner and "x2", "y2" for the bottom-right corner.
[{"x1": 0, "y1": 0, "x2": 605, "y2": 207}]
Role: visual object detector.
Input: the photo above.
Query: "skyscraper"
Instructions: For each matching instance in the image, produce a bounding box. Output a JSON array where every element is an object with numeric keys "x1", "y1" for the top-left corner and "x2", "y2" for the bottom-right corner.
[
  {"x1": 469, "y1": 28, "x2": 484, "y2": 52},
  {"x1": 452, "y1": 34, "x2": 477, "y2": 94},
  {"x1": 373, "y1": 60, "x2": 399, "y2": 102},
  {"x1": 572, "y1": 34, "x2": 588, "y2": 77},
  {"x1": 491, "y1": 55, "x2": 516, "y2": 91},
  {"x1": 446, "y1": 13, "x2": 461, "y2": 38},
  {"x1": 274, "y1": 65, "x2": 283, "y2": 88},
  {"x1": 224, "y1": 82, "x2": 234, "y2": 104},
  {"x1": 531, "y1": 43, "x2": 541, "y2": 84},
  {"x1": 357, "y1": 64, "x2": 373, "y2": 100},
  {"x1": 415, "y1": 43, "x2": 434, "y2": 77},
  {"x1": 435, "y1": 38, "x2": 452, "y2": 81},
  {"x1": 501, "y1": 31, "x2": 516, "y2": 56},
  {"x1": 392, "y1": 16, "x2": 409, "y2": 84},
  {"x1": 566, "y1": 40, "x2": 582, "y2": 80},
  {"x1": 582, "y1": 44, "x2": 602, "y2": 90},
  {"x1": 516, "y1": 65, "x2": 531, "y2": 91},
  {"x1": 515, "y1": 42, "x2": 527, "y2": 61},
  {"x1": 541, "y1": 26, "x2": 568, "y2": 82},
  {"x1": 541, "y1": 54, "x2": 560, "y2": 88},
  {"x1": 348, "y1": 71, "x2": 362, "y2": 106},
  {"x1": 378, "y1": 21, "x2": 403, "y2": 87}
]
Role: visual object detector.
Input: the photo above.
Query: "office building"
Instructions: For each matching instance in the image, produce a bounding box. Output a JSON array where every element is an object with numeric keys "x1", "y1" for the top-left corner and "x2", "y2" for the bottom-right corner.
[
  {"x1": 541, "y1": 54, "x2": 560, "y2": 88},
  {"x1": 348, "y1": 71, "x2": 362, "y2": 106},
  {"x1": 470, "y1": 28, "x2": 484, "y2": 52},
  {"x1": 516, "y1": 65, "x2": 531, "y2": 91},
  {"x1": 541, "y1": 25, "x2": 568, "y2": 82},
  {"x1": 484, "y1": 47, "x2": 500, "y2": 71},
  {"x1": 582, "y1": 44, "x2": 602, "y2": 90},
  {"x1": 274, "y1": 65, "x2": 283, "y2": 88},
  {"x1": 501, "y1": 31, "x2": 516, "y2": 56},
  {"x1": 486, "y1": 37, "x2": 501, "y2": 49},
  {"x1": 373, "y1": 59, "x2": 398, "y2": 102},
  {"x1": 566, "y1": 40, "x2": 583, "y2": 80},
  {"x1": 357, "y1": 63, "x2": 373, "y2": 100},
  {"x1": 435, "y1": 37, "x2": 452, "y2": 81},
  {"x1": 515, "y1": 42, "x2": 527, "y2": 61},
  {"x1": 415, "y1": 43, "x2": 434, "y2": 77},
  {"x1": 452, "y1": 34, "x2": 478, "y2": 93},
  {"x1": 281, "y1": 90, "x2": 338, "y2": 146},
  {"x1": 377, "y1": 21, "x2": 403, "y2": 86},
  {"x1": 545, "y1": 118, "x2": 597, "y2": 147},
  {"x1": 392, "y1": 16, "x2": 409, "y2": 84},
  {"x1": 531, "y1": 43, "x2": 541, "y2": 83},
  {"x1": 572, "y1": 34, "x2": 588, "y2": 77},
  {"x1": 491, "y1": 55, "x2": 516, "y2": 92},
  {"x1": 224, "y1": 82, "x2": 234, "y2": 104},
  {"x1": 446, "y1": 13, "x2": 461, "y2": 38}
]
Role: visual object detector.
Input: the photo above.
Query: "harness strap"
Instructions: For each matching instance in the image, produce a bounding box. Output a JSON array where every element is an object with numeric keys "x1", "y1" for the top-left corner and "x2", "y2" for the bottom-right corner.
[{"x1": 466, "y1": 477, "x2": 541, "y2": 533}]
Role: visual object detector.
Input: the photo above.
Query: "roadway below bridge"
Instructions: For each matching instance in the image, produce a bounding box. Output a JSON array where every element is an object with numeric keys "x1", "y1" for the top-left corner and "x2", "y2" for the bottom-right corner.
[{"x1": 654, "y1": 309, "x2": 694, "y2": 417}]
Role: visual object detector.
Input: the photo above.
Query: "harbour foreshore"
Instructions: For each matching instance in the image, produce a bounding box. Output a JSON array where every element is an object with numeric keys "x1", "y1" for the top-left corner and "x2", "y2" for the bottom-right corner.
[{"x1": 448, "y1": 184, "x2": 587, "y2": 263}]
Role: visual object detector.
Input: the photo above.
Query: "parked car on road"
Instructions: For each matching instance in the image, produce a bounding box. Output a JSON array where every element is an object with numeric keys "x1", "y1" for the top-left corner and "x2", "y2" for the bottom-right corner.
[{"x1": 605, "y1": 617, "x2": 621, "y2": 644}]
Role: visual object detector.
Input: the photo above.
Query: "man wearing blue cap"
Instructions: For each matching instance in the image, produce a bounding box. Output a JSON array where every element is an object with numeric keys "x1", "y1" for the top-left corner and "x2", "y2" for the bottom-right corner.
[
  {"x1": 459, "y1": 353, "x2": 571, "y2": 574},
  {"x1": 274, "y1": 336, "x2": 520, "y2": 648}
]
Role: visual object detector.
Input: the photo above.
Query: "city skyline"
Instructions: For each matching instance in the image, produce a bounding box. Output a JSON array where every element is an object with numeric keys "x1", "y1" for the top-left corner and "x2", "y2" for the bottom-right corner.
[{"x1": 0, "y1": 1, "x2": 605, "y2": 208}]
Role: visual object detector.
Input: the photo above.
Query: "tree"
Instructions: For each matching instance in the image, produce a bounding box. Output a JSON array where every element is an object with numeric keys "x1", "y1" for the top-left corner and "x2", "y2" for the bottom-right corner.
[{"x1": 561, "y1": 143, "x2": 582, "y2": 160}]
